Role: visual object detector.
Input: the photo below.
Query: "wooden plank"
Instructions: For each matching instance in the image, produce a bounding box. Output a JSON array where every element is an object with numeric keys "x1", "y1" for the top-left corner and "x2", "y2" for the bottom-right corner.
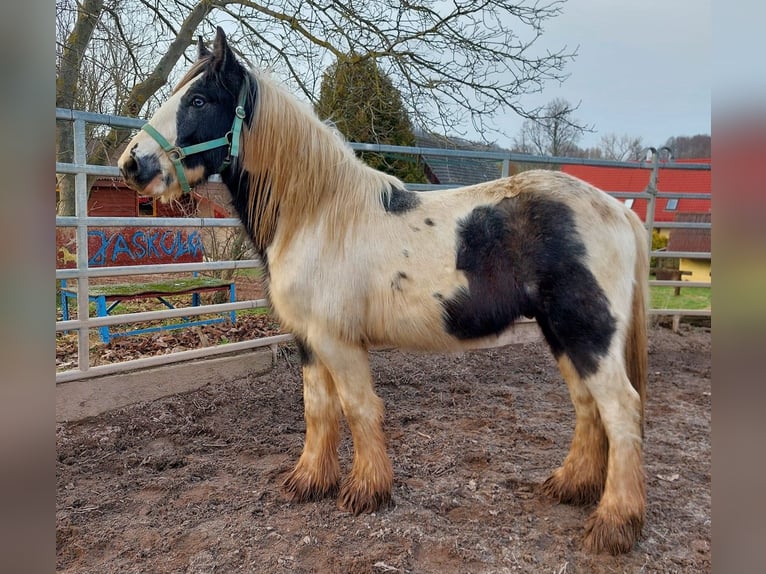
[
  {"x1": 56, "y1": 349, "x2": 274, "y2": 422},
  {"x1": 73, "y1": 277, "x2": 233, "y2": 298}
]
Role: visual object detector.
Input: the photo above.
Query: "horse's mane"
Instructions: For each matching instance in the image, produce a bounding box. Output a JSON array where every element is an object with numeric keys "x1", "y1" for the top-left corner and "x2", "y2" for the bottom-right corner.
[{"x1": 241, "y1": 70, "x2": 401, "y2": 253}]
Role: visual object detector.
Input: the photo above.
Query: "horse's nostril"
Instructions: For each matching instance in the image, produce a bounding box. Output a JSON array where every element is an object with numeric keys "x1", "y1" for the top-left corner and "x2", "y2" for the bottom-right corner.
[{"x1": 120, "y1": 155, "x2": 138, "y2": 178}]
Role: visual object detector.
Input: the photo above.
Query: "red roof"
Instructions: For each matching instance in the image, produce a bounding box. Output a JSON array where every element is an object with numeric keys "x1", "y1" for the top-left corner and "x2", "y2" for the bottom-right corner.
[{"x1": 561, "y1": 160, "x2": 711, "y2": 223}]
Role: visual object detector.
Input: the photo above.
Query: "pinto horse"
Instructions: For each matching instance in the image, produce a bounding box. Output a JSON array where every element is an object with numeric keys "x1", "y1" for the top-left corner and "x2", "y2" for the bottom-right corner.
[{"x1": 119, "y1": 27, "x2": 649, "y2": 554}]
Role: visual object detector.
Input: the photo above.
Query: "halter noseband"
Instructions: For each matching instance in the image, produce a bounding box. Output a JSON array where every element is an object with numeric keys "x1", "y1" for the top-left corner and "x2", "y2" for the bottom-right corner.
[{"x1": 141, "y1": 75, "x2": 250, "y2": 195}]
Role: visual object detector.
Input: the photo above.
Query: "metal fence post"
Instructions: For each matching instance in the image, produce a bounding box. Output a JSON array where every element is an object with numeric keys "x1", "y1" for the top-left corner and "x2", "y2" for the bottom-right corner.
[{"x1": 643, "y1": 146, "x2": 673, "y2": 253}]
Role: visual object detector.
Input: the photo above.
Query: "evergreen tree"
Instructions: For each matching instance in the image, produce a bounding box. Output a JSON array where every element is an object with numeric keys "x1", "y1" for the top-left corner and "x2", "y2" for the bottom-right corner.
[{"x1": 316, "y1": 54, "x2": 426, "y2": 183}]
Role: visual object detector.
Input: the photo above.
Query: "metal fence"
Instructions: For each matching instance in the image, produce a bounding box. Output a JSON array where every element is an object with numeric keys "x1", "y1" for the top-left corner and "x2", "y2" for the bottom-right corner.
[{"x1": 56, "y1": 109, "x2": 711, "y2": 382}]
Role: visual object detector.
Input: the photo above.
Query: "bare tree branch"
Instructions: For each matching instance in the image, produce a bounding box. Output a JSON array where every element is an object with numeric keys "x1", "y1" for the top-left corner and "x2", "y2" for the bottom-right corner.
[
  {"x1": 513, "y1": 98, "x2": 592, "y2": 157},
  {"x1": 56, "y1": 0, "x2": 579, "y2": 213}
]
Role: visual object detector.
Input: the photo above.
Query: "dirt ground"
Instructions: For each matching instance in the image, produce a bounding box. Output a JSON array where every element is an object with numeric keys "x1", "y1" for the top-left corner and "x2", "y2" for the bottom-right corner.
[{"x1": 56, "y1": 321, "x2": 711, "y2": 573}]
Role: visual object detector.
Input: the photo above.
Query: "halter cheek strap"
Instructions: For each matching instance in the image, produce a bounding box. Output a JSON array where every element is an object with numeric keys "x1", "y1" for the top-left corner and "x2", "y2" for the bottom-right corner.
[{"x1": 141, "y1": 74, "x2": 250, "y2": 195}]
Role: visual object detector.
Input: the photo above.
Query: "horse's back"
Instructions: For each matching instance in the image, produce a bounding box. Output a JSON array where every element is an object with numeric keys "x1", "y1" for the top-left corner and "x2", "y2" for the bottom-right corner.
[{"x1": 269, "y1": 169, "x2": 641, "y2": 356}]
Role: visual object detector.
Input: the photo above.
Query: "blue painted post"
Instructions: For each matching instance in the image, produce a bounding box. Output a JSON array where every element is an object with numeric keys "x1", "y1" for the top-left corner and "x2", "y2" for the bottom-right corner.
[
  {"x1": 191, "y1": 271, "x2": 201, "y2": 307},
  {"x1": 95, "y1": 295, "x2": 111, "y2": 344},
  {"x1": 60, "y1": 280, "x2": 70, "y2": 321},
  {"x1": 229, "y1": 282, "x2": 236, "y2": 323}
]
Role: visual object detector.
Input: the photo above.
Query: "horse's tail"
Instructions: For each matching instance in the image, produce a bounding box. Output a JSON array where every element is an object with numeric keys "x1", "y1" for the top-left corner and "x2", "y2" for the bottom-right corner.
[{"x1": 625, "y1": 212, "x2": 649, "y2": 432}]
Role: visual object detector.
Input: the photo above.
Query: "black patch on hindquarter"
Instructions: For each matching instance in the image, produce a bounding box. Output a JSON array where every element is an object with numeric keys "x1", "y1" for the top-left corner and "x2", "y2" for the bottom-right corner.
[
  {"x1": 294, "y1": 336, "x2": 315, "y2": 366},
  {"x1": 442, "y1": 195, "x2": 616, "y2": 379},
  {"x1": 382, "y1": 186, "x2": 421, "y2": 213}
]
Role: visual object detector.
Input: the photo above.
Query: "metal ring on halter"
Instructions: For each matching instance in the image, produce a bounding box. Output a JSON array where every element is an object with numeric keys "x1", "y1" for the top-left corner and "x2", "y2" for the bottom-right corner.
[{"x1": 167, "y1": 148, "x2": 186, "y2": 162}]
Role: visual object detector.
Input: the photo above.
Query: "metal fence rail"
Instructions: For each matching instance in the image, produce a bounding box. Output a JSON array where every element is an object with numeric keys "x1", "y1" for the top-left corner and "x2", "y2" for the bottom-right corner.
[{"x1": 56, "y1": 108, "x2": 711, "y2": 382}]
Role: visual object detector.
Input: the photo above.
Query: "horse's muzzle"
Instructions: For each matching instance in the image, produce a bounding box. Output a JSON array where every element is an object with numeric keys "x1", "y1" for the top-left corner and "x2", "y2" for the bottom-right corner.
[{"x1": 118, "y1": 147, "x2": 163, "y2": 194}]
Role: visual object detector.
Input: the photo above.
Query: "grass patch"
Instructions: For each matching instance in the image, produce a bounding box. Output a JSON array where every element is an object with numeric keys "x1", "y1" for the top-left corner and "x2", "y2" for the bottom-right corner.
[
  {"x1": 649, "y1": 284, "x2": 711, "y2": 310},
  {"x1": 234, "y1": 267, "x2": 264, "y2": 279},
  {"x1": 236, "y1": 307, "x2": 271, "y2": 317}
]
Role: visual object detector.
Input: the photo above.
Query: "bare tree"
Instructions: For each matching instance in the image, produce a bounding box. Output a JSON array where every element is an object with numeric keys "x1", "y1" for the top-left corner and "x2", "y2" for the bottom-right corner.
[
  {"x1": 56, "y1": 0, "x2": 106, "y2": 216},
  {"x1": 56, "y1": 0, "x2": 218, "y2": 214},
  {"x1": 56, "y1": 0, "x2": 578, "y2": 214},
  {"x1": 664, "y1": 134, "x2": 711, "y2": 159},
  {"x1": 599, "y1": 133, "x2": 644, "y2": 161},
  {"x1": 513, "y1": 98, "x2": 591, "y2": 157}
]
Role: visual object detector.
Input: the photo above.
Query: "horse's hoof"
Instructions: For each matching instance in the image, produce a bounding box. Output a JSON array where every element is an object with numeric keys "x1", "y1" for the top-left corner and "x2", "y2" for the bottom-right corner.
[
  {"x1": 583, "y1": 507, "x2": 644, "y2": 554},
  {"x1": 337, "y1": 476, "x2": 392, "y2": 515},
  {"x1": 282, "y1": 468, "x2": 338, "y2": 503},
  {"x1": 542, "y1": 467, "x2": 604, "y2": 506}
]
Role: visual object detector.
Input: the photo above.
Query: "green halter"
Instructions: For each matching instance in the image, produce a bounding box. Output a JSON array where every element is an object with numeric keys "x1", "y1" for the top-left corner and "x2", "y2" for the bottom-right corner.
[{"x1": 141, "y1": 75, "x2": 250, "y2": 195}]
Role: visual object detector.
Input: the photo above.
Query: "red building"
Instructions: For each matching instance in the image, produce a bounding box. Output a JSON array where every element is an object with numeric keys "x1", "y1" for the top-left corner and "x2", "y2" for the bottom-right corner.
[
  {"x1": 560, "y1": 159, "x2": 711, "y2": 226},
  {"x1": 56, "y1": 178, "x2": 231, "y2": 269},
  {"x1": 561, "y1": 160, "x2": 711, "y2": 282}
]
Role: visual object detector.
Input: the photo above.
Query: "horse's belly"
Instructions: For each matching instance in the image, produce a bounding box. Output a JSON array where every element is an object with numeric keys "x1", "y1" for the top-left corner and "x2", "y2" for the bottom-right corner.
[
  {"x1": 367, "y1": 300, "x2": 542, "y2": 352},
  {"x1": 458, "y1": 318, "x2": 542, "y2": 349}
]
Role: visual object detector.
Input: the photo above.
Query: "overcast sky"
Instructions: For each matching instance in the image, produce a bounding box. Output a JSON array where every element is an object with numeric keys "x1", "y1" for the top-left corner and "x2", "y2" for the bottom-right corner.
[{"x1": 482, "y1": 0, "x2": 712, "y2": 150}]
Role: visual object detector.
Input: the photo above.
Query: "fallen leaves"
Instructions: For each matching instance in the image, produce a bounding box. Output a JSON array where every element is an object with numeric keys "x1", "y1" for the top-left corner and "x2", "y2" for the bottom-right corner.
[{"x1": 56, "y1": 314, "x2": 281, "y2": 371}]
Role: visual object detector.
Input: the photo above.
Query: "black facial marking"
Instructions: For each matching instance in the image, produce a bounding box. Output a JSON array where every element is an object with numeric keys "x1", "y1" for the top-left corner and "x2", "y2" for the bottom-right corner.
[
  {"x1": 382, "y1": 186, "x2": 421, "y2": 213},
  {"x1": 424, "y1": 218, "x2": 435, "y2": 226},
  {"x1": 130, "y1": 153, "x2": 162, "y2": 188},
  {"x1": 162, "y1": 171, "x2": 173, "y2": 189},
  {"x1": 173, "y1": 42, "x2": 255, "y2": 182},
  {"x1": 175, "y1": 79, "x2": 237, "y2": 176},
  {"x1": 441, "y1": 196, "x2": 616, "y2": 379}
]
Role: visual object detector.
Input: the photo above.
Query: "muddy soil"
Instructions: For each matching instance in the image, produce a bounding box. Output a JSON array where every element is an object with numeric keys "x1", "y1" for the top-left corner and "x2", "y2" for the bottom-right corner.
[{"x1": 56, "y1": 322, "x2": 710, "y2": 573}]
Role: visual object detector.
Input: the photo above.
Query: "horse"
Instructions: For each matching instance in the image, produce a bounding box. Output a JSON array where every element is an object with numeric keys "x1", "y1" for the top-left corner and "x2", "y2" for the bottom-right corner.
[{"x1": 118, "y1": 27, "x2": 649, "y2": 555}]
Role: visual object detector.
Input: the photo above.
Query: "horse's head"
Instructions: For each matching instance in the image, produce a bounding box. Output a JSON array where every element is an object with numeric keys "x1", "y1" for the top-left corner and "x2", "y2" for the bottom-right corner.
[{"x1": 118, "y1": 27, "x2": 250, "y2": 201}]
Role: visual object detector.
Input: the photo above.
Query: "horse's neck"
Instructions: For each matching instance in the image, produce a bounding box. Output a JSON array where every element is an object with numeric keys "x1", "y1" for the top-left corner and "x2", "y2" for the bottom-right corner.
[{"x1": 233, "y1": 76, "x2": 399, "y2": 250}]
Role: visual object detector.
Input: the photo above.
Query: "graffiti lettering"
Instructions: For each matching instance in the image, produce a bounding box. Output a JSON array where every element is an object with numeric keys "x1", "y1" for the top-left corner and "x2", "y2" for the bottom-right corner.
[{"x1": 86, "y1": 229, "x2": 203, "y2": 266}]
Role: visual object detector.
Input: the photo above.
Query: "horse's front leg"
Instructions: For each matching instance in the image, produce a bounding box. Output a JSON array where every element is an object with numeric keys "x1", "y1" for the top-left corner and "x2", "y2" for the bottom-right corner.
[
  {"x1": 282, "y1": 342, "x2": 342, "y2": 501},
  {"x1": 309, "y1": 336, "x2": 393, "y2": 514}
]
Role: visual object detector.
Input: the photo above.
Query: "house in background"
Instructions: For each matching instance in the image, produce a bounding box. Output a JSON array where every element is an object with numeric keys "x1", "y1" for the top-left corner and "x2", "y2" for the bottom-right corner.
[
  {"x1": 415, "y1": 132, "x2": 503, "y2": 185},
  {"x1": 666, "y1": 212, "x2": 712, "y2": 282},
  {"x1": 413, "y1": 134, "x2": 711, "y2": 247},
  {"x1": 560, "y1": 159, "x2": 711, "y2": 239},
  {"x1": 560, "y1": 159, "x2": 711, "y2": 283},
  {"x1": 61, "y1": 177, "x2": 230, "y2": 218},
  {"x1": 56, "y1": 178, "x2": 231, "y2": 269}
]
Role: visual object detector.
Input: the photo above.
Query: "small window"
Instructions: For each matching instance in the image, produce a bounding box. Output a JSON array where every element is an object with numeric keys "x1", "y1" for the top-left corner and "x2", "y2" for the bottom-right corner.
[
  {"x1": 624, "y1": 198, "x2": 634, "y2": 208},
  {"x1": 665, "y1": 198, "x2": 679, "y2": 211},
  {"x1": 138, "y1": 196, "x2": 155, "y2": 216}
]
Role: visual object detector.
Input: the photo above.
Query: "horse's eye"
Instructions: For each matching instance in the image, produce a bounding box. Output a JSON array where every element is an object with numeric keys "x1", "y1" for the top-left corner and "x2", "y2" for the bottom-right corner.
[{"x1": 191, "y1": 96, "x2": 205, "y2": 108}]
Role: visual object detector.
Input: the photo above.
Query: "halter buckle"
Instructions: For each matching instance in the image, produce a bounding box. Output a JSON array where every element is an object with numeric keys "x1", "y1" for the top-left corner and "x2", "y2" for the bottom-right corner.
[{"x1": 167, "y1": 147, "x2": 186, "y2": 162}]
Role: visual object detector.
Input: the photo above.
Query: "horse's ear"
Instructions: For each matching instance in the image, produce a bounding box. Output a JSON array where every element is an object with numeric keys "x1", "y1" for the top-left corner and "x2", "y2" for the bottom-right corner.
[
  {"x1": 211, "y1": 26, "x2": 236, "y2": 73},
  {"x1": 197, "y1": 35, "x2": 211, "y2": 60}
]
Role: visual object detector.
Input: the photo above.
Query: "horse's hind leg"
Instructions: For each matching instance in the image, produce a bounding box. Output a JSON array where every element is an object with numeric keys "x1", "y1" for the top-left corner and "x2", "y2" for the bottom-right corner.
[
  {"x1": 542, "y1": 355, "x2": 608, "y2": 505},
  {"x1": 580, "y1": 355, "x2": 645, "y2": 554},
  {"x1": 282, "y1": 344, "x2": 342, "y2": 501},
  {"x1": 308, "y1": 336, "x2": 393, "y2": 514}
]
